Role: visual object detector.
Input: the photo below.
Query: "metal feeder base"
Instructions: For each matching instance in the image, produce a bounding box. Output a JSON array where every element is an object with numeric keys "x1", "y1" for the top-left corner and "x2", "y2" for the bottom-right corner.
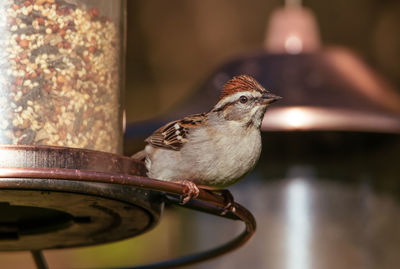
[
  {"x1": 0, "y1": 145, "x2": 162, "y2": 251},
  {"x1": 0, "y1": 183, "x2": 161, "y2": 251}
]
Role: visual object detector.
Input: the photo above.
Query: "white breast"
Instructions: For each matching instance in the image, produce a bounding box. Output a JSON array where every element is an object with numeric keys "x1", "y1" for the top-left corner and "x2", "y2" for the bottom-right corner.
[
  {"x1": 182, "y1": 122, "x2": 262, "y2": 187},
  {"x1": 145, "y1": 122, "x2": 262, "y2": 188}
]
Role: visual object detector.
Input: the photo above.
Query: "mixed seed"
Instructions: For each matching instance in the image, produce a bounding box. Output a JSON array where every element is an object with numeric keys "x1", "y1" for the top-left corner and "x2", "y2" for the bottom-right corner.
[{"x1": 0, "y1": 0, "x2": 121, "y2": 153}]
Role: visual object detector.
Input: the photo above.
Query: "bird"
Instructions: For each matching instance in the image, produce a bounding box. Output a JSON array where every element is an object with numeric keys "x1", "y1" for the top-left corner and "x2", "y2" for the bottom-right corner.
[{"x1": 132, "y1": 75, "x2": 281, "y2": 204}]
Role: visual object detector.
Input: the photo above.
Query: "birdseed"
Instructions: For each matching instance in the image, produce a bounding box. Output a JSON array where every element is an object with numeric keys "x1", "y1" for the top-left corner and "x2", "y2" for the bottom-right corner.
[{"x1": 0, "y1": 0, "x2": 121, "y2": 153}]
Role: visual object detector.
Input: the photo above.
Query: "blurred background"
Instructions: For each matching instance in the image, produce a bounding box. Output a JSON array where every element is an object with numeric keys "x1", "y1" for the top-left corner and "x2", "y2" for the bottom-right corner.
[
  {"x1": 124, "y1": 0, "x2": 400, "y2": 124},
  {"x1": 2, "y1": 0, "x2": 400, "y2": 268}
]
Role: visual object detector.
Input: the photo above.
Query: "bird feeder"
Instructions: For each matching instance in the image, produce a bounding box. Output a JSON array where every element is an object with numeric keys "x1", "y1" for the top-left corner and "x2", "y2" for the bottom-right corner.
[{"x1": 0, "y1": 1, "x2": 255, "y2": 268}]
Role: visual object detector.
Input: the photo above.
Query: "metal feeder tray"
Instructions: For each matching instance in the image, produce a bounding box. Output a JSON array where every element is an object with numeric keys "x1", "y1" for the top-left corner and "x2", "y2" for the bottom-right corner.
[{"x1": 0, "y1": 145, "x2": 256, "y2": 269}]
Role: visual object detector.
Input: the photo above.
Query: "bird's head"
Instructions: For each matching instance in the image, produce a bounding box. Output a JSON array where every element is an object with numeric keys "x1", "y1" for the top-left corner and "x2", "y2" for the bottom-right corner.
[{"x1": 211, "y1": 75, "x2": 281, "y2": 128}]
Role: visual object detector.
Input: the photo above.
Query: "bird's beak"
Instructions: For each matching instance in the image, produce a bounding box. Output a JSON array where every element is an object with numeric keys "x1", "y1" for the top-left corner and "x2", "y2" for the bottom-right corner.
[{"x1": 261, "y1": 92, "x2": 282, "y2": 105}]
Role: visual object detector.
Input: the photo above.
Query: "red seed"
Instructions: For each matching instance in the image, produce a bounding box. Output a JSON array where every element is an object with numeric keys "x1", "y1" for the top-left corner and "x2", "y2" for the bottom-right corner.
[
  {"x1": 64, "y1": 7, "x2": 71, "y2": 15},
  {"x1": 19, "y1": 39, "x2": 29, "y2": 48},
  {"x1": 89, "y1": 8, "x2": 99, "y2": 19},
  {"x1": 43, "y1": 84, "x2": 51, "y2": 92},
  {"x1": 58, "y1": 29, "x2": 66, "y2": 37},
  {"x1": 37, "y1": 17, "x2": 44, "y2": 25},
  {"x1": 63, "y1": 41, "x2": 71, "y2": 49},
  {"x1": 15, "y1": 78, "x2": 23, "y2": 86},
  {"x1": 51, "y1": 24, "x2": 59, "y2": 32}
]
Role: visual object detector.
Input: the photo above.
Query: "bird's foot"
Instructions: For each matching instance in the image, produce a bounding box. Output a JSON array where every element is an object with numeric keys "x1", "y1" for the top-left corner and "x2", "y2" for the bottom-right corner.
[
  {"x1": 210, "y1": 189, "x2": 236, "y2": 215},
  {"x1": 173, "y1": 179, "x2": 200, "y2": 204}
]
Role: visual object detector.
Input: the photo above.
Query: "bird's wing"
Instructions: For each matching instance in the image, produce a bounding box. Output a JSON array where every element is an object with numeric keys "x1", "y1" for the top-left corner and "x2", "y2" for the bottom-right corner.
[{"x1": 145, "y1": 113, "x2": 205, "y2": 151}]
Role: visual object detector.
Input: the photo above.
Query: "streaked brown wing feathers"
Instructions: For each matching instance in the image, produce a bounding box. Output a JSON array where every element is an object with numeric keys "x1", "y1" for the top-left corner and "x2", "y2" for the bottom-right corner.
[{"x1": 145, "y1": 113, "x2": 205, "y2": 150}]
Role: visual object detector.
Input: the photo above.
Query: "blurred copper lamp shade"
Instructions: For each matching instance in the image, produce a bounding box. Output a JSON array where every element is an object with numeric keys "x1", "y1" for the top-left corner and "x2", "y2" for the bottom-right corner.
[
  {"x1": 218, "y1": 5, "x2": 400, "y2": 134},
  {"x1": 259, "y1": 48, "x2": 400, "y2": 133}
]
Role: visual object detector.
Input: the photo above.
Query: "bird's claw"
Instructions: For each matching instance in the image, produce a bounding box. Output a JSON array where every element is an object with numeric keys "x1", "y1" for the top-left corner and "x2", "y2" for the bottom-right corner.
[
  {"x1": 172, "y1": 181, "x2": 236, "y2": 214},
  {"x1": 174, "y1": 180, "x2": 200, "y2": 204},
  {"x1": 221, "y1": 201, "x2": 236, "y2": 215},
  {"x1": 210, "y1": 189, "x2": 236, "y2": 215}
]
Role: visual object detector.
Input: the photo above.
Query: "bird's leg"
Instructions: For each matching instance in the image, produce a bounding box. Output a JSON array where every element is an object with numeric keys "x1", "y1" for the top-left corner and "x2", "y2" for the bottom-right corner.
[
  {"x1": 206, "y1": 189, "x2": 236, "y2": 215},
  {"x1": 172, "y1": 179, "x2": 200, "y2": 204}
]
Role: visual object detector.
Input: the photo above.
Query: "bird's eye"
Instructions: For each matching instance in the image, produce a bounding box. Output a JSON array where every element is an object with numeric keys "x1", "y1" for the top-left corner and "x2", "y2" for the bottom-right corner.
[{"x1": 239, "y1": 96, "x2": 248, "y2": 103}]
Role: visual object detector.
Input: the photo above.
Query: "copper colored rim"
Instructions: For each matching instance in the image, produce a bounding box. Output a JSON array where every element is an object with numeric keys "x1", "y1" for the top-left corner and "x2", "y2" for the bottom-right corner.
[{"x1": 0, "y1": 145, "x2": 256, "y2": 269}]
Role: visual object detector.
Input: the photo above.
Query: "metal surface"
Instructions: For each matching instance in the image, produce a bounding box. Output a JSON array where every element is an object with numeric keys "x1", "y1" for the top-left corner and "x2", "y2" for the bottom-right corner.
[
  {"x1": 31, "y1": 251, "x2": 48, "y2": 269},
  {"x1": 0, "y1": 183, "x2": 160, "y2": 251},
  {"x1": 0, "y1": 145, "x2": 161, "y2": 250},
  {"x1": 0, "y1": 145, "x2": 146, "y2": 175},
  {"x1": 0, "y1": 145, "x2": 256, "y2": 268},
  {"x1": 0, "y1": 166, "x2": 248, "y2": 219}
]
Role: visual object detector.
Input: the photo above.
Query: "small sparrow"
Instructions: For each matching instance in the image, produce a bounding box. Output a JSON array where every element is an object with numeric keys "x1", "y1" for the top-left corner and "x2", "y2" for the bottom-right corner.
[{"x1": 133, "y1": 75, "x2": 281, "y2": 203}]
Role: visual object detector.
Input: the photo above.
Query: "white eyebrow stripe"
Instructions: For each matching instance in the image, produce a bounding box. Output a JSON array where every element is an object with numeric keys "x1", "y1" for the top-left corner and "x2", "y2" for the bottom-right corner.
[{"x1": 213, "y1": 91, "x2": 260, "y2": 111}]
